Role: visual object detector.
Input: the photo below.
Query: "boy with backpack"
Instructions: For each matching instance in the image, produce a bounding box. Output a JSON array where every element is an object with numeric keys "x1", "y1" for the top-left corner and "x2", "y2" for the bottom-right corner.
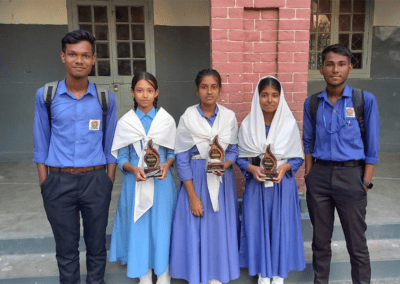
[
  {"x1": 33, "y1": 30, "x2": 117, "y2": 284},
  {"x1": 303, "y1": 44, "x2": 379, "y2": 284}
]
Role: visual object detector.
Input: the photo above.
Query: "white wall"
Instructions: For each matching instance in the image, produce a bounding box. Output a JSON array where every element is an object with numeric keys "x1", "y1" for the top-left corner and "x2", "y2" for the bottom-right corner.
[
  {"x1": 374, "y1": 0, "x2": 400, "y2": 26},
  {"x1": 154, "y1": 0, "x2": 210, "y2": 26},
  {"x1": 0, "y1": 0, "x2": 67, "y2": 25}
]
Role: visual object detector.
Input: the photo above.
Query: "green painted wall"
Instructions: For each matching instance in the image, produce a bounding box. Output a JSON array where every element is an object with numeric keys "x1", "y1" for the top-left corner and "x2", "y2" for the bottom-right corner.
[
  {"x1": 153, "y1": 25, "x2": 210, "y2": 123},
  {"x1": 0, "y1": 24, "x2": 210, "y2": 161},
  {"x1": 0, "y1": 24, "x2": 68, "y2": 161}
]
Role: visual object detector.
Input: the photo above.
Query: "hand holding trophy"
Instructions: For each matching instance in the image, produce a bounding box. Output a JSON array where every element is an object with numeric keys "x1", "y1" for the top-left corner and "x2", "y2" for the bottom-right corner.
[
  {"x1": 144, "y1": 139, "x2": 163, "y2": 178},
  {"x1": 261, "y1": 144, "x2": 278, "y2": 180},
  {"x1": 206, "y1": 135, "x2": 225, "y2": 173}
]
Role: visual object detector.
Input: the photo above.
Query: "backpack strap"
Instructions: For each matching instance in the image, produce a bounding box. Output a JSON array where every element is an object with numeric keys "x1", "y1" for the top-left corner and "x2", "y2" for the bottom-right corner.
[
  {"x1": 309, "y1": 92, "x2": 322, "y2": 153},
  {"x1": 95, "y1": 84, "x2": 109, "y2": 150},
  {"x1": 352, "y1": 88, "x2": 367, "y2": 154},
  {"x1": 43, "y1": 81, "x2": 60, "y2": 131},
  {"x1": 43, "y1": 82, "x2": 110, "y2": 150}
]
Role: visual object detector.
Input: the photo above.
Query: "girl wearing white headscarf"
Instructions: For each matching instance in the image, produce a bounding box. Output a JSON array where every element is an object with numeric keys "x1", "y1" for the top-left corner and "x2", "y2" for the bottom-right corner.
[
  {"x1": 237, "y1": 76, "x2": 306, "y2": 284},
  {"x1": 169, "y1": 69, "x2": 240, "y2": 284}
]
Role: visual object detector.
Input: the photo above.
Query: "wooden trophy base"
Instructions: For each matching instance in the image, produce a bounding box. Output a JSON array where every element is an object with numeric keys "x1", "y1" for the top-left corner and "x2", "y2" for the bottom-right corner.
[
  {"x1": 206, "y1": 163, "x2": 225, "y2": 173},
  {"x1": 144, "y1": 167, "x2": 163, "y2": 178},
  {"x1": 261, "y1": 170, "x2": 278, "y2": 181}
]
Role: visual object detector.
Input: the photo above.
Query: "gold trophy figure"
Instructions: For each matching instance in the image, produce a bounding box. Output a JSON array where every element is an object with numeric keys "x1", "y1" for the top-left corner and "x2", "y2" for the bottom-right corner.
[
  {"x1": 143, "y1": 139, "x2": 163, "y2": 178},
  {"x1": 261, "y1": 144, "x2": 278, "y2": 180},
  {"x1": 206, "y1": 135, "x2": 225, "y2": 173}
]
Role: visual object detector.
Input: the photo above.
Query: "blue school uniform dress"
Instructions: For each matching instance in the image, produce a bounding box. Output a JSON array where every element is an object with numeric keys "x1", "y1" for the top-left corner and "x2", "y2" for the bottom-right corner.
[
  {"x1": 109, "y1": 107, "x2": 177, "y2": 278},
  {"x1": 237, "y1": 124, "x2": 306, "y2": 279},
  {"x1": 169, "y1": 105, "x2": 240, "y2": 284}
]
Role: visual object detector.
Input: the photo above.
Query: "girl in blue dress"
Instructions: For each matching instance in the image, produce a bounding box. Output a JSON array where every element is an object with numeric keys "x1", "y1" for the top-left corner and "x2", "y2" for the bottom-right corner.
[
  {"x1": 170, "y1": 69, "x2": 240, "y2": 284},
  {"x1": 237, "y1": 76, "x2": 305, "y2": 284},
  {"x1": 109, "y1": 72, "x2": 177, "y2": 284}
]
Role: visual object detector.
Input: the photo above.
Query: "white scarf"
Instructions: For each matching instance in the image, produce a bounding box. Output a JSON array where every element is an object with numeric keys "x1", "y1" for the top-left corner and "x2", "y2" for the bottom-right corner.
[
  {"x1": 111, "y1": 107, "x2": 176, "y2": 222},
  {"x1": 175, "y1": 104, "x2": 238, "y2": 211},
  {"x1": 238, "y1": 76, "x2": 304, "y2": 187}
]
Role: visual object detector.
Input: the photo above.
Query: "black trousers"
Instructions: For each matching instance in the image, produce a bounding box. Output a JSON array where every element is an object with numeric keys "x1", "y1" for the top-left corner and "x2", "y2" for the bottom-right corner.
[
  {"x1": 41, "y1": 168, "x2": 113, "y2": 284},
  {"x1": 305, "y1": 161, "x2": 370, "y2": 284}
]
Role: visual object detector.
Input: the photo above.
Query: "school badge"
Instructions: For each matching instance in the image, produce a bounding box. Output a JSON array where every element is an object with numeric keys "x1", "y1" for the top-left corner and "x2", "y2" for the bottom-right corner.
[
  {"x1": 346, "y1": 107, "x2": 355, "y2": 118},
  {"x1": 89, "y1": 119, "x2": 100, "y2": 130}
]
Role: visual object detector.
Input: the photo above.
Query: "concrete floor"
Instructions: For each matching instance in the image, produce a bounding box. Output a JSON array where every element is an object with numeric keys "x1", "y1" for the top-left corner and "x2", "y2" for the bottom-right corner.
[
  {"x1": 1, "y1": 153, "x2": 398, "y2": 239},
  {"x1": 0, "y1": 152, "x2": 399, "y2": 283}
]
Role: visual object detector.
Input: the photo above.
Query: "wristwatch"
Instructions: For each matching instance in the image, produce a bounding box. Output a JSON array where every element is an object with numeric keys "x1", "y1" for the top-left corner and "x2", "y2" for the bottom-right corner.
[{"x1": 363, "y1": 180, "x2": 373, "y2": 189}]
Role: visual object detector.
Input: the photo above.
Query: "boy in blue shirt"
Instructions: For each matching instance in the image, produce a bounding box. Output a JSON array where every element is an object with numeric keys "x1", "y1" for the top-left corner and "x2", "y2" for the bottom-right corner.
[
  {"x1": 303, "y1": 44, "x2": 379, "y2": 284},
  {"x1": 33, "y1": 30, "x2": 117, "y2": 284}
]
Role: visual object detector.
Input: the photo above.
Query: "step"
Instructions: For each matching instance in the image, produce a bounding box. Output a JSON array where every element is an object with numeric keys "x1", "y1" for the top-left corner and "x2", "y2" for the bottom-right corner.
[
  {"x1": 0, "y1": 252, "x2": 128, "y2": 279},
  {"x1": 1, "y1": 272, "x2": 400, "y2": 284},
  {"x1": 303, "y1": 239, "x2": 400, "y2": 262},
  {"x1": 301, "y1": 217, "x2": 400, "y2": 242},
  {"x1": 1, "y1": 239, "x2": 399, "y2": 283},
  {"x1": 3, "y1": 226, "x2": 398, "y2": 259},
  {"x1": 289, "y1": 239, "x2": 400, "y2": 282}
]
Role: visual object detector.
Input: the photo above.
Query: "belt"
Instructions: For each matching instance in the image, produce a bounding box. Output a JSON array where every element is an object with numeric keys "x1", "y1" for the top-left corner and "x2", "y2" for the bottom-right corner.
[
  {"x1": 315, "y1": 159, "x2": 363, "y2": 167},
  {"x1": 49, "y1": 165, "x2": 105, "y2": 174}
]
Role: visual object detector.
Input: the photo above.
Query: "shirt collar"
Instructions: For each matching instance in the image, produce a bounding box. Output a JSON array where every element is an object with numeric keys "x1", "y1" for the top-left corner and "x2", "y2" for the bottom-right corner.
[
  {"x1": 319, "y1": 84, "x2": 352, "y2": 102},
  {"x1": 196, "y1": 104, "x2": 219, "y2": 118},
  {"x1": 58, "y1": 79, "x2": 97, "y2": 98},
  {"x1": 341, "y1": 84, "x2": 352, "y2": 98},
  {"x1": 136, "y1": 107, "x2": 156, "y2": 120}
]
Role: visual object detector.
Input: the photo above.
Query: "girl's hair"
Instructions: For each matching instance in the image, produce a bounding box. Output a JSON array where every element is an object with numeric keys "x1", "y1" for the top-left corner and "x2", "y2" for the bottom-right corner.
[
  {"x1": 131, "y1": 71, "x2": 159, "y2": 110},
  {"x1": 195, "y1": 69, "x2": 222, "y2": 89},
  {"x1": 258, "y1": 77, "x2": 281, "y2": 94}
]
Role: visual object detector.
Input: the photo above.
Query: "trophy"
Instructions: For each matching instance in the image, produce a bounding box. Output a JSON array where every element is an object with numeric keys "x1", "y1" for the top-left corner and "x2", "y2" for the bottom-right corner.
[
  {"x1": 261, "y1": 144, "x2": 278, "y2": 180},
  {"x1": 206, "y1": 135, "x2": 225, "y2": 173},
  {"x1": 143, "y1": 139, "x2": 162, "y2": 178}
]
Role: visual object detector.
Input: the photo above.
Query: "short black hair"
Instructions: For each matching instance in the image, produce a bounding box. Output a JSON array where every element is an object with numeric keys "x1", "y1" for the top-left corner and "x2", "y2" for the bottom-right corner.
[
  {"x1": 321, "y1": 44, "x2": 352, "y2": 64},
  {"x1": 258, "y1": 77, "x2": 281, "y2": 94},
  {"x1": 131, "y1": 71, "x2": 159, "y2": 110},
  {"x1": 195, "y1": 69, "x2": 222, "y2": 89},
  {"x1": 61, "y1": 30, "x2": 96, "y2": 54}
]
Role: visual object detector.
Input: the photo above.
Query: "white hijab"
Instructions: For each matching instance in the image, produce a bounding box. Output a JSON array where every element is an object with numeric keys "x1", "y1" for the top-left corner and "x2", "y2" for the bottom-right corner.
[
  {"x1": 238, "y1": 76, "x2": 304, "y2": 187},
  {"x1": 111, "y1": 107, "x2": 176, "y2": 222},
  {"x1": 175, "y1": 104, "x2": 238, "y2": 211}
]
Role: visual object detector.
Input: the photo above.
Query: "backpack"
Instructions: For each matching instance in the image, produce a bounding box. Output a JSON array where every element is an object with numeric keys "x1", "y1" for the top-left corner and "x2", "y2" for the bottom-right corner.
[
  {"x1": 43, "y1": 81, "x2": 109, "y2": 149},
  {"x1": 309, "y1": 88, "x2": 367, "y2": 154}
]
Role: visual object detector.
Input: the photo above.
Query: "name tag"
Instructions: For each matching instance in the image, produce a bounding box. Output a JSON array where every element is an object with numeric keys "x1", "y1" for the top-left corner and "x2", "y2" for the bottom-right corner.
[
  {"x1": 89, "y1": 119, "x2": 101, "y2": 130},
  {"x1": 346, "y1": 107, "x2": 356, "y2": 118}
]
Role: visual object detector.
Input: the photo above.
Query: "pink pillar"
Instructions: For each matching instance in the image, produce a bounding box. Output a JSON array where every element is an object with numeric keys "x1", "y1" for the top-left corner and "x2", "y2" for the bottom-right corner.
[{"x1": 210, "y1": 0, "x2": 311, "y2": 193}]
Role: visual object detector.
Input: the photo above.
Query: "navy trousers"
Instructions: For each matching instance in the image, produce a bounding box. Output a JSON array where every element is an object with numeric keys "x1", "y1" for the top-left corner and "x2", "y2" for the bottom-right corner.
[
  {"x1": 305, "y1": 161, "x2": 370, "y2": 284},
  {"x1": 41, "y1": 168, "x2": 113, "y2": 284}
]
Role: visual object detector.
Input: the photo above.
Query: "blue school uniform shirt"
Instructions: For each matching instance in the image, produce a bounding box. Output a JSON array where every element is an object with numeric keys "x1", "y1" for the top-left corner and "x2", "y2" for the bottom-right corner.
[
  {"x1": 303, "y1": 84, "x2": 379, "y2": 164},
  {"x1": 176, "y1": 105, "x2": 239, "y2": 182},
  {"x1": 236, "y1": 124, "x2": 303, "y2": 175},
  {"x1": 116, "y1": 107, "x2": 175, "y2": 170},
  {"x1": 33, "y1": 79, "x2": 117, "y2": 167}
]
